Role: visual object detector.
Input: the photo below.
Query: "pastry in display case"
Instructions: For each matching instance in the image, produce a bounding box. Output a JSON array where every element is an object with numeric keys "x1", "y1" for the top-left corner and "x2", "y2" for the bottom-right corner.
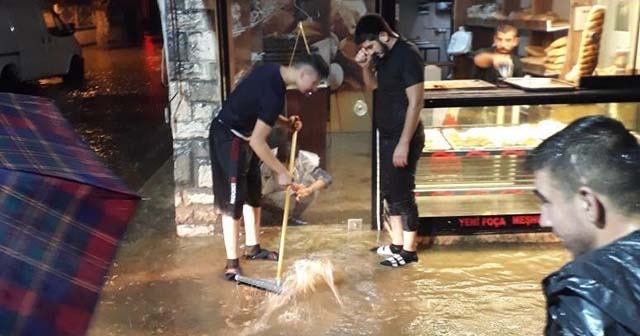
[
  {"x1": 438, "y1": 120, "x2": 566, "y2": 150},
  {"x1": 423, "y1": 129, "x2": 451, "y2": 151}
]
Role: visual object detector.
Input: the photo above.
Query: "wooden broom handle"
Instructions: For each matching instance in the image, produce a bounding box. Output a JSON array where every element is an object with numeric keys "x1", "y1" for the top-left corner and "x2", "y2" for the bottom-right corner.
[{"x1": 276, "y1": 130, "x2": 298, "y2": 284}]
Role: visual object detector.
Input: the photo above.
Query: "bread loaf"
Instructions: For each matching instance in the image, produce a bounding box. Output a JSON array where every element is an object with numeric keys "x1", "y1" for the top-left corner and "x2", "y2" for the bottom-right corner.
[
  {"x1": 545, "y1": 36, "x2": 567, "y2": 52},
  {"x1": 545, "y1": 55, "x2": 565, "y2": 66},
  {"x1": 521, "y1": 56, "x2": 545, "y2": 66},
  {"x1": 547, "y1": 46, "x2": 567, "y2": 57},
  {"x1": 545, "y1": 62, "x2": 564, "y2": 71},
  {"x1": 573, "y1": 5, "x2": 606, "y2": 79},
  {"x1": 526, "y1": 45, "x2": 546, "y2": 57}
]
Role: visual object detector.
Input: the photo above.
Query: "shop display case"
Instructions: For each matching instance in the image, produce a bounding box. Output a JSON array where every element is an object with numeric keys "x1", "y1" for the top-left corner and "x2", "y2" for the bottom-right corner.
[
  {"x1": 371, "y1": 86, "x2": 640, "y2": 235},
  {"x1": 416, "y1": 101, "x2": 631, "y2": 233},
  {"x1": 415, "y1": 100, "x2": 640, "y2": 235}
]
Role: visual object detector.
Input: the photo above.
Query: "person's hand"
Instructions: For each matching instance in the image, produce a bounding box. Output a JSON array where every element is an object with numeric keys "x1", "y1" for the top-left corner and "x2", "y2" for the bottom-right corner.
[
  {"x1": 393, "y1": 142, "x2": 409, "y2": 167},
  {"x1": 277, "y1": 171, "x2": 293, "y2": 187},
  {"x1": 355, "y1": 48, "x2": 372, "y2": 68},
  {"x1": 289, "y1": 115, "x2": 302, "y2": 132},
  {"x1": 295, "y1": 186, "x2": 313, "y2": 200},
  {"x1": 290, "y1": 182, "x2": 303, "y2": 193},
  {"x1": 492, "y1": 53, "x2": 513, "y2": 69}
]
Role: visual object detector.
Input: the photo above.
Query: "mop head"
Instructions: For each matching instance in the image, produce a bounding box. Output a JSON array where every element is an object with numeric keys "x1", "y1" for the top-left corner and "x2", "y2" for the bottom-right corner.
[
  {"x1": 235, "y1": 275, "x2": 282, "y2": 294},
  {"x1": 236, "y1": 258, "x2": 342, "y2": 301}
]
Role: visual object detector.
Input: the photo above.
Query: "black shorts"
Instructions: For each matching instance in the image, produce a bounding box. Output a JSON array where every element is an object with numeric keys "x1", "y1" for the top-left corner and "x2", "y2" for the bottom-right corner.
[
  {"x1": 379, "y1": 124, "x2": 424, "y2": 206},
  {"x1": 209, "y1": 119, "x2": 262, "y2": 219}
]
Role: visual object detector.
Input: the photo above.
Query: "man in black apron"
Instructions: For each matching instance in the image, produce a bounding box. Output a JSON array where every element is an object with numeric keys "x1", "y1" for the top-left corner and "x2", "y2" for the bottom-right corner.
[{"x1": 209, "y1": 54, "x2": 329, "y2": 281}]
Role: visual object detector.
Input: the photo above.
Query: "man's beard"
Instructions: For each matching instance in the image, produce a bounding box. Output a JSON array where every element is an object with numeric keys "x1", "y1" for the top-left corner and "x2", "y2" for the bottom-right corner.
[{"x1": 496, "y1": 47, "x2": 511, "y2": 54}]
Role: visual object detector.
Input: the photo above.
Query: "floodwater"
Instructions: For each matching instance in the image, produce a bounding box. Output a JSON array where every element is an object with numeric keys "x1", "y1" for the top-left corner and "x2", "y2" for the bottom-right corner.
[
  {"x1": 90, "y1": 222, "x2": 568, "y2": 336},
  {"x1": 13, "y1": 36, "x2": 171, "y2": 189}
]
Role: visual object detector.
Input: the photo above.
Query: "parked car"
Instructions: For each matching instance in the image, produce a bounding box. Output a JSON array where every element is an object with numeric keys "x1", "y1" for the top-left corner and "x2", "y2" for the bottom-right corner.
[{"x1": 0, "y1": 0, "x2": 84, "y2": 89}]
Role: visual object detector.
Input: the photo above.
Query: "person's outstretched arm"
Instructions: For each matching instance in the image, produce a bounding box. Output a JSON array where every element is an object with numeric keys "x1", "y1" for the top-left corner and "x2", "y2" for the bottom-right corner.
[
  {"x1": 295, "y1": 166, "x2": 331, "y2": 200},
  {"x1": 474, "y1": 51, "x2": 494, "y2": 69},
  {"x1": 249, "y1": 120, "x2": 291, "y2": 187}
]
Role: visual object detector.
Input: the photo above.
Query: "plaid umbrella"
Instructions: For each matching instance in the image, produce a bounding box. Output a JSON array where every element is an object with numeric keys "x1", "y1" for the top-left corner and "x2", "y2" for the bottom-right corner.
[{"x1": 0, "y1": 93, "x2": 140, "y2": 335}]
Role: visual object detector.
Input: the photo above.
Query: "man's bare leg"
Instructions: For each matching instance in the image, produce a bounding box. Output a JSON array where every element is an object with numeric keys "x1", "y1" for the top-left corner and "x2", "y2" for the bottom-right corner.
[
  {"x1": 243, "y1": 204, "x2": 261, "y2": 246},
  {"x1": 222, "y1": 214, "x2": 240, "y2": 259},
  {"x1": 402, "y1": 230, "x2": 418, "y2": 252},
  {"x1": 389, "y1": 215, "x2": 404, "y2": 246},
  {"x1": 242, "y1": 204, "x2": 277, "y2": 260}
]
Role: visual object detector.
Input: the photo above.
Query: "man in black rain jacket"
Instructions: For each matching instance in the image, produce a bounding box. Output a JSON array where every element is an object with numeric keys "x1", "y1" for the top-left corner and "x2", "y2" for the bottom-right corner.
[{"x1": 526, "y1": 115, "x2": 640, "y2": 335}]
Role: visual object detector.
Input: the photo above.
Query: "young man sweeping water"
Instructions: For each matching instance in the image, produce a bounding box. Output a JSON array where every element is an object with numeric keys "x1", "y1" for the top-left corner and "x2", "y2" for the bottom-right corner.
[{"x1": 209, "y1": 54, "x2": 329, "y2": 281}]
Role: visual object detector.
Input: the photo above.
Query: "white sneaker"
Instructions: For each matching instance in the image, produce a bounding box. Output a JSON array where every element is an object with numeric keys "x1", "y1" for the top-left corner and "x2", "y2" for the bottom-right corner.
[{"x1": 371, "y1": 245, "x2": 395, "y2": 256}]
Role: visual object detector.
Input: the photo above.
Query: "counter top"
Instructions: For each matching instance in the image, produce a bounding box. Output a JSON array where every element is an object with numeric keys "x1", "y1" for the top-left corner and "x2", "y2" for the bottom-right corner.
[{"x1": 424, "y1": 87, "x2": 640, "y2": 108}]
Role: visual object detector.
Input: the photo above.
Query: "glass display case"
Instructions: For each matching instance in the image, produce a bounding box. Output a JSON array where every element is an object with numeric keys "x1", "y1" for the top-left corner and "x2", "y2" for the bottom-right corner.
[
  {"x1": 371, "y1": 85, "x2": 640, "y2": 235},
  {"x1": 413, "y1": 101, "x2": 639, "y2": 235}
]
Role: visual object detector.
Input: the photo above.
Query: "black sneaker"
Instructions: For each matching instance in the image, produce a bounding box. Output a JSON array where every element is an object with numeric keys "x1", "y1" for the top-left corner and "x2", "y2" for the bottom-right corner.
[{"x1": 289, "y1": 217, "x2": 308, "y2": 226}]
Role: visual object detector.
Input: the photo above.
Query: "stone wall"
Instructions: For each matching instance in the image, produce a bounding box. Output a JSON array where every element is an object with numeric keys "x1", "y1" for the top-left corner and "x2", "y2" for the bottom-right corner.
[{"x1": 160, "y1": 0, "x2": 221, "y2": 236}]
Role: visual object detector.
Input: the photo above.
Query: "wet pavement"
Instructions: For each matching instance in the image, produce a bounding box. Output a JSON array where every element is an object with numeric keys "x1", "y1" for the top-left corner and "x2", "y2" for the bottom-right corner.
[
  {"x1": 10, "y1": 36, "x2": 171, "y2": 189},
  {"x1": 92, "y1": 227, "x2": 568, "y2": 335},
  {"x1": 88, "y1": 135, "x2": 569, "y2": 336}
]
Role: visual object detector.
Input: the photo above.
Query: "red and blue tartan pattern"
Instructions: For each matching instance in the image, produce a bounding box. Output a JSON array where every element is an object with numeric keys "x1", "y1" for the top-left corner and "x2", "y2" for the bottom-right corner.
[{"x1": 0, "y1": 93, "x2": 139, "y2": 336}]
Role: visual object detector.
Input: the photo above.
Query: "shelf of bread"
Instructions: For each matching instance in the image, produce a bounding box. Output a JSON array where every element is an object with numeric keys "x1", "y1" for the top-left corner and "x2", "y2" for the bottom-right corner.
[
  {"x1": 465, "y1": 17, "x2": 569, "y2": 32},
  {"x1": 521, "y1": 36, "x2": 568, "y2": 77},
  {"x1": 422, "y1": 120, "x2": 566, "y2": 152}
]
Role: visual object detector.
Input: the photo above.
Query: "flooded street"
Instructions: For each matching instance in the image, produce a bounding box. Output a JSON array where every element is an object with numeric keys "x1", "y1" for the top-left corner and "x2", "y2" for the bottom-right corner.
[
  {"x1": 88, "y1": 157, "x2": 569, "y2": 336},
  {"x1": 16, "y1": 36, "x2": 171, "y2": 189},
  {"x1": 5, "y1": 34, "x2": 570, "y2": 336},
  {"x1": 90, "y1": 220, "x2": 568, "y2": 336}
]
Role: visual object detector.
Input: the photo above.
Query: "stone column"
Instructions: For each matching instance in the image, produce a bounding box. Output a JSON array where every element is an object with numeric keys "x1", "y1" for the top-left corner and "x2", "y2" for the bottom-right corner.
[{"x1": 160, "y1": 0, "x2": 221, "y2": 237}]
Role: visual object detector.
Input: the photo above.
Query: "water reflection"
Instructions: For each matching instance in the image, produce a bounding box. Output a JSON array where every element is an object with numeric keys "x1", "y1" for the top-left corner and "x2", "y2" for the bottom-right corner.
[
  {"x1": 19, "y1": 40, "x2": 171, "y2": 189},
  {"x1": 90, "y1": 225, "x2": 568, "y2": 336}
]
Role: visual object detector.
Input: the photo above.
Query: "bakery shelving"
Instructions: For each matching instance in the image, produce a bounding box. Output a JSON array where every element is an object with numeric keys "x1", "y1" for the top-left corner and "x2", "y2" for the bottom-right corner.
[
  {"x1": 453, "y1": 0, "x2": 572, "y2": 78},
  {"x1": 464, "y1": 17, "x2": 569, "y2": 32}
]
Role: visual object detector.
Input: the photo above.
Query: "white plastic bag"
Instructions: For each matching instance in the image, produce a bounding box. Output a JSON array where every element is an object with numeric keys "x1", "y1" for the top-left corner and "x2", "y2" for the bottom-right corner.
[{"x1": 447, "y1": 26, "x2": 472, "y2": 56}]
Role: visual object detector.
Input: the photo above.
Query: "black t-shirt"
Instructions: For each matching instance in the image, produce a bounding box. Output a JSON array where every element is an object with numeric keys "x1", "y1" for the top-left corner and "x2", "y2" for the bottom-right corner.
[
  {"x1": 217, "y1": 63, "x2": 286, "y2": 137},
  {"x1": 470, "y1": 47, "x2": 524, "y2": 84},
  {"x1": 374, "y1": 39, "x2": 424, "y2": 137}
]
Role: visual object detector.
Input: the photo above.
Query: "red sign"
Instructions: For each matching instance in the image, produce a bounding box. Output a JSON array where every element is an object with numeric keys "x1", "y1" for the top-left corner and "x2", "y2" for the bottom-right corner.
[
  {"x1": 512, "y1": 215, "x2": 540, "y2": 226},
  {"x1": 456, "y1": 215, "x2": 538, "y2": 229}
]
